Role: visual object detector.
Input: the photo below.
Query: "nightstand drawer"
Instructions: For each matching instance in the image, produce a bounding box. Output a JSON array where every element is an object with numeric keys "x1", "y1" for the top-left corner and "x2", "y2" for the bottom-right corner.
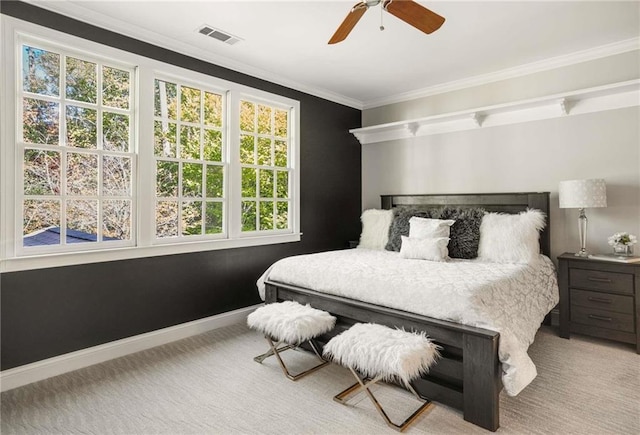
[
  {"x1": 569, "y1": 268, "x2": 634, "y2": 294},
  {"x1": 570, "y1": 289, "x2": 634, "y2": 314},
  {"x1": 571, "y1": 306, "x2": 635, "y2": 333}
]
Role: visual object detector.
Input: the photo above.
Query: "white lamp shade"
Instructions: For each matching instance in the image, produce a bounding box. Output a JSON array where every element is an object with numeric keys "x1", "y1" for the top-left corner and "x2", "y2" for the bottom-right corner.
[{"x1": 559, "y1": 178, "x2": 607, "y2": 209}]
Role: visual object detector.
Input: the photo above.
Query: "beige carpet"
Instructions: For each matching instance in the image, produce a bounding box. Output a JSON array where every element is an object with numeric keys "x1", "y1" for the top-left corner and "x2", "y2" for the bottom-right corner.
[{"x1": 1, "y1": 324, "x2": 638, "y2": 434}]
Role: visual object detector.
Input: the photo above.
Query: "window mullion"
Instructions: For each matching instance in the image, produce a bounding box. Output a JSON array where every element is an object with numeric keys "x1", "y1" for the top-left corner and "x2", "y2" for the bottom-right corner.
[
  {"x1": 227, "y1": 92, "x2": 241, "y2": 239},
  {"x1": 60, "y1": 55, "x2": 67, "y2": 245},
  {"x1": 137, "y1": 67, "x2": 155, "y2": 246}
]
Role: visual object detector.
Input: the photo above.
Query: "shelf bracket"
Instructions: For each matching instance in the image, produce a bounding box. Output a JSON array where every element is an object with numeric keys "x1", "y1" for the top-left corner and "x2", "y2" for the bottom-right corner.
[
  {"x1": 405, "y1": 122, "x2": 420, "y2": 136},
  {"x1": 558, "y1": 98, "x2": 570, "y2": 115},
  {"x1": 470, "y1": 112, "x2": 484, "y2": 127}
]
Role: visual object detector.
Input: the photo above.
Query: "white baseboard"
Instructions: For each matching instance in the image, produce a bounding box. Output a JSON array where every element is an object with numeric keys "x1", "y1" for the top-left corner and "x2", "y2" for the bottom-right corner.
[{"x1": 0, "y1": 304, "x2": 261, "y2": 392}]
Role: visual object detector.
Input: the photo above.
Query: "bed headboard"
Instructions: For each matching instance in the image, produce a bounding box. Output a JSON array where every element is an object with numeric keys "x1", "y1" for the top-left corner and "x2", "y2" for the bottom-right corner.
[{"x1": 380, "y1": 192, "x2": 551, "y2": 257}]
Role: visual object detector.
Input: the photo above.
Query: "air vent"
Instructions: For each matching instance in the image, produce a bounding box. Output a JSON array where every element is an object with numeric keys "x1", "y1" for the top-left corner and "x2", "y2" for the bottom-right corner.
[{"x1": 197, "y1": 24, "x2": 242, "y2": 46}]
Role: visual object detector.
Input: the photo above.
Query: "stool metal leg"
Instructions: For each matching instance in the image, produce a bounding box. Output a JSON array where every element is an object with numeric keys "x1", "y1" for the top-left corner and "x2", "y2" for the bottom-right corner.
[
  {"x1": 334, "y1": 367, "x2": 433, "y2": 432},
  {"x1": 254, "y1": 336, "x2": 329, "y2": 381},
  {"x1": 253, "y1": 342, "x2": 295, "y2": 363}
]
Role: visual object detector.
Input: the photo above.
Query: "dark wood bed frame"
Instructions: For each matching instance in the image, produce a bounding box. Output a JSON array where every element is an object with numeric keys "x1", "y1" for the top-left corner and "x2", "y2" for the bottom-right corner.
[{"x1": 264, "y1": 192, "x2": 551, "y2": 432}]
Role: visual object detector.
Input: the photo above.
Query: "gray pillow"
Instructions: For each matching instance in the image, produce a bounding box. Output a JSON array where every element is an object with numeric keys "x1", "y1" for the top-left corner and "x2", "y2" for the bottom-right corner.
[
  {"x1": 385, "y1": 208, "x2": 433, "y2": 251},
  {"x1": 431, "y1": 207, "x2": 486, "y2": 259}
]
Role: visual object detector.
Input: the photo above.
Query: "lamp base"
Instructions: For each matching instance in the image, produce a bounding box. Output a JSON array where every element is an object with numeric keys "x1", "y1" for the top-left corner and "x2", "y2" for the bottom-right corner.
[{"x1": 574, "y1": 250, "x2": 589, "y2": 257}]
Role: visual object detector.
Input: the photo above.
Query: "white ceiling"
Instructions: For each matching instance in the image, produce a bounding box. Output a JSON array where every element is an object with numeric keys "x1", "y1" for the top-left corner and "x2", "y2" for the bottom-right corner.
[{"x1": 28, "y1": 1, "x2": 640, "y2": 109}]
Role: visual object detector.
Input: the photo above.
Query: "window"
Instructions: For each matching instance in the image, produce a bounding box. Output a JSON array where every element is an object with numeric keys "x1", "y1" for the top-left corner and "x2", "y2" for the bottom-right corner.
[
  {"x1": 239, "y1": 99, "x2": 291, "y2": 233},
  {"x1": 154, "y1": 79, "x2": 226, "y2": 239},
  {"x1": 1, "y1": 18, "x2": 300, "y2": 272},
  {"x1": 19, "y1": 43, "x2": 135, "y2": 253}
]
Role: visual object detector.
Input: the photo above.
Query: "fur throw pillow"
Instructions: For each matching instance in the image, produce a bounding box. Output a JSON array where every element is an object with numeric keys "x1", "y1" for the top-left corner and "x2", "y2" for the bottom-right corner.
[
  {"x1": 385, "y1": 208, "x2": 433, "y2": 252},
  {"x1": 477, "y1": 209, "x2": 546, "y2": 263},
  {"x1": 358, "y1": 209, "x2": 394, "y2": 250},
  {"x1": 431, "y1": 207, "x2": 486, "y2": 259}
]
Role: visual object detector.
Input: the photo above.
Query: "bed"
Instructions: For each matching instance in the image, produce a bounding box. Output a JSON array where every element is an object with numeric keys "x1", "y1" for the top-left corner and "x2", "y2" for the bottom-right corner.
[{"x1": 259, "y1": 192, "x2": 556, "y2": 432}]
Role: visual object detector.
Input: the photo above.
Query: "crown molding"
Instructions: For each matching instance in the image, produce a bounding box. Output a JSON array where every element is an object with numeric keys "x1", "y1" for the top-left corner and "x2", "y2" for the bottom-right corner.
[
  {"x1": 362, "y1": 37, "x2": 640, "y2": 110},
  {"x1": 351, "y1": 79, "x2": 640, "y2": 145},
  {"x1": 16, "y1": 1, "x2": 640, "y2": 112},
  {"x1": 19, "y1": 0, "x2": 363, "y2": 110}
]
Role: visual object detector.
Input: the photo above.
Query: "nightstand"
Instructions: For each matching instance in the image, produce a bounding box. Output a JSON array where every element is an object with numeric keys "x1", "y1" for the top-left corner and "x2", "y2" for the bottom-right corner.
[{"x1": 557, "y1": 253, "x2": 639, "y2": 353}]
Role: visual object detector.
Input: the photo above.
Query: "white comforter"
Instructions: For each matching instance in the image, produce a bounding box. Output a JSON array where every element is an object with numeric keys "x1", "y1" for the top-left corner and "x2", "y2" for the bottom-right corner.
[{"x1": 256, "y1": 248, "x2": 559, "y2": 396}]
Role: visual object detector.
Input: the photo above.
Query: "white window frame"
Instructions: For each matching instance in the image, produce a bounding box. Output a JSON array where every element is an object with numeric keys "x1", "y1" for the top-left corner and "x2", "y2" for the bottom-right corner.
[
  {"x1": 0, "y1": 17, "x2": 301, "y2": 273},
  {"x1": 151, "y1": 73, "x2": 229, "y2": 244},
  {"x1": 235, "y1": 93, "x2": 295, "y2": 237},
  {"x1": 16, "y1": 37, "x2": 138, "y2": 257}
]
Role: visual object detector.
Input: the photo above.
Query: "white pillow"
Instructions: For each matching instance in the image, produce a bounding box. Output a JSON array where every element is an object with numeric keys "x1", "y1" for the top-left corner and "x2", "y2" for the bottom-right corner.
[
  {"x1": 357, "y1": 209, "x2": 394, "y2": 250},
  {"x1": 399, "y1": 236, "x2": 450, "y2": 261},
  {"x1": 477, "y1": 209, "x2": 546, "y2": 263},
  {"x1": 409, "y1": 216, "x2": 455, "y2": 239}
]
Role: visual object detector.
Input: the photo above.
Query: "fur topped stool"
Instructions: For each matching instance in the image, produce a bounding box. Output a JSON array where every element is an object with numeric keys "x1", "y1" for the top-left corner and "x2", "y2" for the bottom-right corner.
[
  {"x1": 247, "y1": 300, "x2": 336, "y2": 381},
  {"x1": 323, "y1": 323, "x2": 440, "y2": 432}
]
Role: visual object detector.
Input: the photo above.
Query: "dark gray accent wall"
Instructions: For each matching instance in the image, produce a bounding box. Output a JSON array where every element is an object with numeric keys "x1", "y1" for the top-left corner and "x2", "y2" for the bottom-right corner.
[{"x1": 0, "y1": 1, "x2": 362, "y2": 370}]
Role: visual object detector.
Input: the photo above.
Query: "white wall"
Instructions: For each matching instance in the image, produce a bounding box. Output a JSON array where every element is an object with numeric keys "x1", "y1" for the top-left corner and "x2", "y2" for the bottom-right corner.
[{"x1": 362, "y1": 51, "x2": 640, "y2": 261}]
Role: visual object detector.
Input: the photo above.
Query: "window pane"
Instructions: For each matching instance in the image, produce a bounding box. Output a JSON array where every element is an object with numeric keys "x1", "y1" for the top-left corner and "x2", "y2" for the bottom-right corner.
[
  {"x1": 241, "y1": 201, "x2": 256, "y2": 232},
  {"x1": 240, "y1": 135, "x2": 255, "y2": 164},
  {"x1": 156, "y1": 201, "x2": 178, "y2": 238},
  {"x1": 102, "y1": 66, "x2": 130, "y2": 109},
  {"x1": 259, "y1": 169, "x2": 274, "y2": 198},
  {"x1": 274, "y1": 109, "x2": 288, "y2": 138},
  {"x1": 103, "y1": 156, "x2": 131, "y2": 196},
  {"x1": 180, "y1": 86, "x2": 201, "y2": 123},
  {"x1": 103, "y1": 199, "x2": 131, "y2": 241},
  {"x1": 276, "y1": 201, "x2": 288, "y2": 229},
  {"x1": 66, "y1": 106, "x2": 97, "y2": 148},
  {"x1": 24, "y1": 149, "x2": 60, "y2": 195},
  {"x1": 259, "y1": 201, "x2": 274, "y2": 230},
  {"x1": 23, "y1": 98, "x2": 59, "y2": 145},
  {"x1": 240, "y1": 101, "x2": 255, "y2": 132},
  {"x1": 204, "y1": 92, "x2": 222, "y2": 127},
  {"x1": 67, "y1": 152, "x2": 98, "y2": 196},
  {"x1": 180, "y1": 126, "x2": 201, "y2": 160},
  {"x1": 242, "y1": 167, "x2": 256, "y2": 197},
  {"x1": 66, "y1": 200, "x2": 98, "y2": 243},
  {"x1": 182, "y1": 201, "x2": 202, "y2": 236},
  {"x1": 206, "y1": 165, "x2": 223, "y2": 198},
  {"x1": 257, "y1": 137, "x2": 272, "y2": 166},
  {"x1": 182, "y1": 163, "x2": 202, "y2": 197},
  {"x1": 103, "y1": 112, "x2": 129, "y2": 151},
  {"x1": 22, "y1": 45, "x2": 59, "y2": 96},
  {"x1": 66, "y1": 57, "x2": 97, "y2": 103},
  {"x1": 154, "y1": 79, "x2": 177, "y2": 119},
  {"x1": 154, "y1": 121, "x2": 177, "y2": 158},
  {"x1": 257, "y1": 105, "x2": 272, "y2": 134},
  {"x1": 205, "y1": 202, "x2": 223, "y2": 234},
  {"x1": 156, "y1": 161, "x2": 178, "y2": 197},
  {"x1": 23, "y1": 199, "x2": 60, "y2": 246},
  {"x1": 276, "y1": 171, "x2": 288, "y2": 199},
  {"x1": 274, "y1": 140, "x2": 287, "y2": 167},
  {"x1": 203, "y1": 129, "x2": 222, "y2": 161}
]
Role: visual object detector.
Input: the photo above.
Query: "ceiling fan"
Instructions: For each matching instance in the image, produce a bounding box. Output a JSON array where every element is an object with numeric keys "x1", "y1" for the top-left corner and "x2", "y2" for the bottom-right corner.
[{"x1": 328, "y1": 0, "x2": 445, "y2": 44}]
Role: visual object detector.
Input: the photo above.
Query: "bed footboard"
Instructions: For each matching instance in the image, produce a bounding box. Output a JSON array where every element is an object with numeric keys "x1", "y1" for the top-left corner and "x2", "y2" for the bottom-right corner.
[{"x1": 265, "y1": 281, "x2": 501, "y2": 431}]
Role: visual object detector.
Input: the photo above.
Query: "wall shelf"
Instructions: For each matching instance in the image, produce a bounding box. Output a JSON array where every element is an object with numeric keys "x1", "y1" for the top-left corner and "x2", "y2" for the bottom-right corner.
[{"x1": 350, "y1": 79, "x2": 640, "y2": 145}]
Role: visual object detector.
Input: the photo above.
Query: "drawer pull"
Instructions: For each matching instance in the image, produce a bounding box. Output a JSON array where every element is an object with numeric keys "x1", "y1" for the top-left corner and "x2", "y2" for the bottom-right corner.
[
  {"x1": 587, "y1": 276, "x2": 612, "y2": 283},
  {"x1": 587, "y1": 297, "x2": 612, "y2": 304},
  {"x1": 588, "y1": 314, "x2": 612, "y2": 322}
]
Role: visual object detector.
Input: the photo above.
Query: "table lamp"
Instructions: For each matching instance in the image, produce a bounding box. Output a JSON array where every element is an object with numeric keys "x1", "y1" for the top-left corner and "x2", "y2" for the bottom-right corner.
[{"x1": 559, "y1": 178, "x2": 607, "y2": 257}]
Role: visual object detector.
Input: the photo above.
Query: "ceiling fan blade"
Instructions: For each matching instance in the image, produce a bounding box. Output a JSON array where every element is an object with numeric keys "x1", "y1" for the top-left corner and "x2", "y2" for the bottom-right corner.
[
  {"x1": 328, "y1": 2, "x2": 369, "y2": 45},
  {"x1": 383, "y1": 0, "x2": 445, "y2": 34}
]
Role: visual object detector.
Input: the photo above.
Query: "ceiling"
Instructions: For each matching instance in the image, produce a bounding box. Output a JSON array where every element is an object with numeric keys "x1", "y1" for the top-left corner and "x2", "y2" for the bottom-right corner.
[{"x1": 27, "y1": 1, "x2": 640, "y2": 109}]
